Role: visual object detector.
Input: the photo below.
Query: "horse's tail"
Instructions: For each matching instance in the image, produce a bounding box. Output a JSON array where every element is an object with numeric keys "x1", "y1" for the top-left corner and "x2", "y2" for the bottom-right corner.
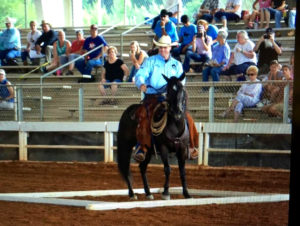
[{"x1": 117, "y1": 104, "x2": 139, "y2": 182}]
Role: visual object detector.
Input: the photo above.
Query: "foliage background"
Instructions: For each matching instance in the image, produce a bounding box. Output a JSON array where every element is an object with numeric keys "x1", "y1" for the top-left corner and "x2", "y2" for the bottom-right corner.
[{"x1": 0, "y1": 0, "x2": 255, "y2": 28}]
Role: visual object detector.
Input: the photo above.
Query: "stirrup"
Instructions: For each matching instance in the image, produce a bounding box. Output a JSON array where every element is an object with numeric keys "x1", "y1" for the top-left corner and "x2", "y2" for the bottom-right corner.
[
  {"x1": 188, "y1": 148, "x2": 198, "y2": 160},
  {"x1": 133, "y1": 145, "x2": 146, "y2": 162}
]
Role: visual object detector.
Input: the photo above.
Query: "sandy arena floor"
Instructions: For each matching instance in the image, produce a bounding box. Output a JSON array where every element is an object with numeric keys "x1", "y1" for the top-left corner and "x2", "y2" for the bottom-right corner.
[{"x1": 0, "y1": 161, "x2": 290, "y2": 225}]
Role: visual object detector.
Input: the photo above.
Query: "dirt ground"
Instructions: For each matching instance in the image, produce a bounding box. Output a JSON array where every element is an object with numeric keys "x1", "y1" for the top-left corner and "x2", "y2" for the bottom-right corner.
[{"x1": 0, "y1": 161, "x2": 290, "y2": 226}]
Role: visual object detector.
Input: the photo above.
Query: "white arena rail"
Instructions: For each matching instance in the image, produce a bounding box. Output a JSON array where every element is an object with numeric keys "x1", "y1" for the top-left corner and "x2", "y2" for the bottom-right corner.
[{"x1": 0, "y1": 122, "x2": 291, "y2": 166}]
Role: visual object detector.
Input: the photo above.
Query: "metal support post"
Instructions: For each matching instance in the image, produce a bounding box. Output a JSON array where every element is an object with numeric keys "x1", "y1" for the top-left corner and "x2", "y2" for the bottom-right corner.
[
  {"x1": 79, "y1": 86, "x2": 84, "y2": 122},
  {"x1": 17, "y1": 86, "x2": 24, "y2": 121},
  {"x1": 209, "y1": 86, "x2": 215, "y2": 122},
  {"x1": 283, "y1": 84, "x2": 290, "y2": 123}
]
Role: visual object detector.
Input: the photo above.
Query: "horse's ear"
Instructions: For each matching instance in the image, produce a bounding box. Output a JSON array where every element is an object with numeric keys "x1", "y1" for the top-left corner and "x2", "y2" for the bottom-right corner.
[
  {"x1": 162, "y1": 74, "x2": 169, "y2": 82},
  {"x1": 179, "y1": 73, "x2": 186, "y2": 82}
]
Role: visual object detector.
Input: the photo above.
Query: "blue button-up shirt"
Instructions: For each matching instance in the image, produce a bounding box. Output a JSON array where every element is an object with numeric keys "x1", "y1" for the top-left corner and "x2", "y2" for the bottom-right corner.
[
  {"x1": 135, "y1": 54, "x2": 184, "y2": 94},
  {"x1": 0, "y1": 28, "x2": 21, "y2": 50},
  {"x1": 211, "y1": 42, "x2": 231, "y2": 67}
]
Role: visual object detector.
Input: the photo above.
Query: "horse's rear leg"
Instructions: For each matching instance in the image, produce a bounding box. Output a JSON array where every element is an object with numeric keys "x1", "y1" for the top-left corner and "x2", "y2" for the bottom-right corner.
[
  {"x1": 177, "y1": 151, "x2": 191, "y2": 198},
  {"x1": 160, "y1": 149, "x2": 171, "y2": 200},
  {"x1": 139, "y1": 152, "x2": 153, "y2": 199}
]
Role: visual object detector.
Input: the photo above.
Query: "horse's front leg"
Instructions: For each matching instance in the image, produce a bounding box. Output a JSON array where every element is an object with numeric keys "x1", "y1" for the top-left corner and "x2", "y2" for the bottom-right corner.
[
  {"x1": 139, "y1": 151, "x2": 154, "y2": 200},
  {"x1": 160, "y1": 146, "x2": 171, "y2": 200},
  {"x1": 177, "y1": 147, "x2": 191, "y2": 198}
]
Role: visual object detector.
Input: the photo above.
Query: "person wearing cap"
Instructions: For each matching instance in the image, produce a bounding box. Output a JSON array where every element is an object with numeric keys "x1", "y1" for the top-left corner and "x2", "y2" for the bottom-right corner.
[
  {"x1": 75, "y1": 24, "x2": 108, "y2": 82},
  {"x1": 67, "y1": 30, "x2": 85, "y2": 75},
  {"x1": 134, "y1": 35, "x2": 199, "y2": 162},
  {"x1": 220, "y1": 30, "x2": 257, "y2": 81},
  {"x1": 213, "y1": 0, "x2": 242, "y2": 30},
  {"x1": 172, "y1": 15, "x2": 197, "y2": 61},
  {"x1": 182, "y1": 24, "x2": 212, "y2": 73},
  {"x1": 195, "y1": 0, "x2": 220, "y2": 23},
  {"x1": 153, "y1": 9, "x2": 179, "y2": 50},
  {"x1": 0, "y1": 69, "x2": 14, "y2": 110},
  {"x1": 253, "y1": 27, "x2": 282, "y2": 75},
  {"x1": 35, "y1": 20, "x2": 58, "y2": 62},
  {"x1": 202, "y1": 30, "x2": 231, "y2": 82},
  {"x1": 21, "y1": 20, "x2": 42, "y2": 65},
  {"x1": 0, "y1": 17, "x2": 21, "y2": 66}
]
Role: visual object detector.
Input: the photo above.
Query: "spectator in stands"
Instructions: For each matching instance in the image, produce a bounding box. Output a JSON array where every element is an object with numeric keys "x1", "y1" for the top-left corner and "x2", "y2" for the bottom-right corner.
[
  {"x1": 21, "y1": 21, "x2": 42, "y2": 66},
  {"x1": 134, "y1": 35, "x2": 198, "y2": 162},
  {"x1": 165, "y1": 0, "x2": 183, "y2": 20},
  {"x1": 213, "y1": 0, "x2": 242, "y2": 30},
  {"x1": 182, "y1": 25, "x2": 212, "y2": 73},
  {"x1": 219, "y1": 65, "x2": 262, "y2": 122},
  {"x1": 151, "y1": 9, "x2": 179, "y2": 55},
  {"x1": 267, "y1": 0, "x2": 286, "y2": 28},
  {"x1": 98, "y1": 46, "x2": 129, "y2": 104},
  {"x1": 172, "y1": 15, "x2": 197, "y2": 62},
  {"x1": 243, "y1": 2, "x2": 260, "y2": 29},
  {"x1": 197, "y1": 19, "x2": 219, "y2": 43},
  {"x1": 67, "y1": 30, "x2": 85, "y2": 75},
  {"x1": 128, "y1": 41, "x2": 148, "y2": 82},
  {"x1": 0, "y1": 17, "x2": 21, "y2": 66},
  {"x1": 249, "y1": 0, "x2": 272, "y2": 29},
  {"x1": 35, "y1": 20, "x2": 57, "y2": 63},
  {"x1": 0, "y1": 69, "x2": 14, "y2": 110},
  {"x1": 75, "y1": 24, "x2": 108, "y2": 82},
  {"x1": 41, "y1": 30, "x2": 71, "y2": 76},
  {"x1": 220, "y1": 30, "x2": 257, "y2": 81},
  {"x1": 263, "y1": 60, "x2": 283, "y2": 102},
  {"x1": 262, "y1": 64, "x2": 293, "y2": 120},
  {"x1": 254, "y1": 27, "x2": 282, "y2": 75},
  {"x1": 194, "y1": 0, "x2": 220, "y2": 23},
  {"x1": 202, "y1": 30, "x2": 231, "y2": 82},
  {"x1": 286, "y1": 0, "x2": 296, "y2": 36}
]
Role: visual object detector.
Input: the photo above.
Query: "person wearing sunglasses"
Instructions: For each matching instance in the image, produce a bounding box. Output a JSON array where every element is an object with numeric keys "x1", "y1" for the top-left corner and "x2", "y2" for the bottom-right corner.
[{"x1": 219, "y1": 65, "x2": 262, "y2": 122}]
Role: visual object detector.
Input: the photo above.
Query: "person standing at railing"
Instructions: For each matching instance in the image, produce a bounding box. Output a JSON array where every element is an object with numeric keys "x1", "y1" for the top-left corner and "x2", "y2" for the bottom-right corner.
[
  {"x1": 219, "y1": 66, "x2": 262, "y2": 122},
  {"x1": 67, "y1": 30, "x2": 85, "y2": 75},
  {"x1": 41, "y1": 30, "x2": 71, "y2": 76},
  {"x1": 21, "y1": 20, "x2": 42, "y2": 66},
  {"x1": 0, "y1": 69, "x2": 14, "y2": 110},
  {"x1": 128, "y1": 41, "x2": 148, "y2": 82},
  {"x1": 35, "y1": 20, "x2": 57, "y2": 63},
  {"x1": 98, "y1": 46, "x2": 129, "y2": 104},
  {"x1": 220, "y1": 30, "x2": 257, "y2": 81},
  {"x1": 202, "y1": 29, "x2": 231, "y2": 82},
  {"x1": 75, "y1": 24, "x2": 108, "y2": 82},
  {"x1": 0, "y1": 17, "x2": 21, "y2": 66}
]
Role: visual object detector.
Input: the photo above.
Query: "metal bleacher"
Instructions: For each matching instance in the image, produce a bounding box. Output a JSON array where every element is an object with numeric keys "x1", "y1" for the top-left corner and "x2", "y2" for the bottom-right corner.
[{"x1": 0, "y1": 20, "x2": 295, "y2": 123}]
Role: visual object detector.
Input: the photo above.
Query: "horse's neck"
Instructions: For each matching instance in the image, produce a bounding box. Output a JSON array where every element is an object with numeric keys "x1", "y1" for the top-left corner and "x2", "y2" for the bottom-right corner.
[{"x1": 168, "y1": 114, "x2": 186, "y2": 134}]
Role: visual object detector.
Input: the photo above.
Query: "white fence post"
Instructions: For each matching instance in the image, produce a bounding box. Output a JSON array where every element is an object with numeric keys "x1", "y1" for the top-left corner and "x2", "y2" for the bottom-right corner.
[
  {"x1": 18, "y1": 131, "x2": 28, "y2": 161},
  {"x1": 197, "y1": 122, "x2": 203, "y2": 165},
  {"x1": 203, "y1": 133, "x2": 210, "y2": 166}
]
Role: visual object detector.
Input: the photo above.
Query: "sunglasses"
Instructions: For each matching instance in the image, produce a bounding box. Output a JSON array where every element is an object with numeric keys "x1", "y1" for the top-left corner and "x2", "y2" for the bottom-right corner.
[
  {"x1": 247, "y1": 73, "x2": 256, "y2": 76},
  {"x1": 91, "y1": 27, "x2": 98, "y2": 30}
]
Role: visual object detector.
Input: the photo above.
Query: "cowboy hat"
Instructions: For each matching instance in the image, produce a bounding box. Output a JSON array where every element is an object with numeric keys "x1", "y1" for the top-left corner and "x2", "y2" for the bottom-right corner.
[
  {"x1": 5, "y1": 17, "x2": 16, "y2": 24},
  {"x1": 153, "y1": 35, "x2": 176, "y2": 47}
]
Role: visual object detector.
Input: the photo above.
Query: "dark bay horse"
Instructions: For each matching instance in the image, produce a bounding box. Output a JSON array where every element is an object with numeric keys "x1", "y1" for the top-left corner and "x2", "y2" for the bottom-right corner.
[{"x1": 117, "y1": 73, "x2": 191, "y2": 200}]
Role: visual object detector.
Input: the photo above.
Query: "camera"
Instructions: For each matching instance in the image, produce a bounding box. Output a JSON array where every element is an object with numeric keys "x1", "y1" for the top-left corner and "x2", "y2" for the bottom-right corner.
[
  {"x1": 197, "y1": 33, "x2": 203, "y2": 38},
  {"x1": 264, "y1": 34, "x2": 270, "y2": 39}
]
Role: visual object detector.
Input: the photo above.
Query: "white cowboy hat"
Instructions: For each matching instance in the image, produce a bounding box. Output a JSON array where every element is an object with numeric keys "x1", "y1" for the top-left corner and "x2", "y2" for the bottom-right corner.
[
  {"x1": 5, "y1": 17, "x2": 16, "y2": 24},
  {"x1": 153, "y1": 35, "x2": 177, "y2": 47}
]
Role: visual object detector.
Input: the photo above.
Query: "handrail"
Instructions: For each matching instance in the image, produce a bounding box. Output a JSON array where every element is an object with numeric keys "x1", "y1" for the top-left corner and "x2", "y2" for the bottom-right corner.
[{"x1": 119, "y1": 3, "x2": 179, "y2": 58}]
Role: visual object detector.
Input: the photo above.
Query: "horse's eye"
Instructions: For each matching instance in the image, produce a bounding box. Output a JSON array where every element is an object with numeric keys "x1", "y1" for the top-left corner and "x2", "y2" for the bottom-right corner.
[{"x1": 173, "y1": 85, "x2": 177, "y2": 91}]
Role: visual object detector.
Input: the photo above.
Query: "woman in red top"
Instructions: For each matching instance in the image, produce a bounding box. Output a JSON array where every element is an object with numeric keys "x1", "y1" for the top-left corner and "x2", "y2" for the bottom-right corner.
[{"x1": 67, "y1": 30, "x2": 85, "y2": 75}]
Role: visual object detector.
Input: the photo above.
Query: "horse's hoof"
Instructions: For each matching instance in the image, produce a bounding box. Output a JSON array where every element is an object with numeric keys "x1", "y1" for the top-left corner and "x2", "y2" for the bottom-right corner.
[
  {"x1": 161, "y1": 194, "x2": 170, "y2": 200},
  {"x1": 146, "y1": 194, "x2": 154, "y2": 200},
  {"x1": 130, "y1": 194, "x2": 138, "y2": 200}
]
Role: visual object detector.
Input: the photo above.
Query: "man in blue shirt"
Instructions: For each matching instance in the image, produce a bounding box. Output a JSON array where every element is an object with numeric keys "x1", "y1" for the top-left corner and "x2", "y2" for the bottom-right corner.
[
  {"x1": 75, "y1": 24, "x2": 108, "y2": 81},
  {"x1": 202, "y1": 30, "x2": 231, "y2": 82},
  {"x1": 134, "y1": 35, "x2": 198, "y2": 162},
  {"x1": 172, "y1": 15, "x2": 197, "y2": 61},
  {"x1": 0, "y1": 17, "x2": 21, "y2": 66},
  {"x1": 0, "y1": 69, "x2": 14, "y2": 109}
]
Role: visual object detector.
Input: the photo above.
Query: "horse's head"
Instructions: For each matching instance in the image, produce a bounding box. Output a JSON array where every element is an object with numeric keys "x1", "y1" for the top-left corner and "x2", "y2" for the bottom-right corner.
[{"x1": 163, "y1": 73, "x2": 186, "y2": 121}]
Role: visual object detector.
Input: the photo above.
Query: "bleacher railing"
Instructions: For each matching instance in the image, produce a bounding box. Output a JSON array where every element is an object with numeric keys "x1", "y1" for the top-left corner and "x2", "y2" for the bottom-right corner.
[{"x1": 1, "y1": 80, "x2": 292, "y2": 124}]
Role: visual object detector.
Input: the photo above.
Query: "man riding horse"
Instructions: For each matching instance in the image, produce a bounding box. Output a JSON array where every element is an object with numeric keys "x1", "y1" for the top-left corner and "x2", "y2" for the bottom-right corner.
[{"x1": 134, "y1": 35, "x2": 199, "y2": 162}]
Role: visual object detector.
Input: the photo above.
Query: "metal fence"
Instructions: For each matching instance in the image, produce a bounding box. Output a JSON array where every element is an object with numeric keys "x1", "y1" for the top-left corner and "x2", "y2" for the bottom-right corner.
[{"x1": 0, "y1": 80, "x2": 292, "y2": 123}]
